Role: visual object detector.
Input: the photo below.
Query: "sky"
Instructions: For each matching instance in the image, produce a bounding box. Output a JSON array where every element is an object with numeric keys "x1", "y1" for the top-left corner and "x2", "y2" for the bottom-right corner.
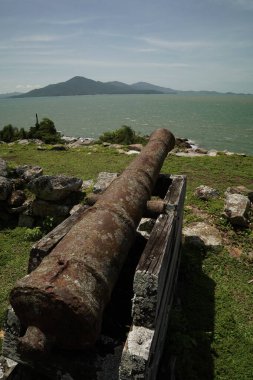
[{"x1": 0, "y1": 0, "x2": 253, "y2": 93}]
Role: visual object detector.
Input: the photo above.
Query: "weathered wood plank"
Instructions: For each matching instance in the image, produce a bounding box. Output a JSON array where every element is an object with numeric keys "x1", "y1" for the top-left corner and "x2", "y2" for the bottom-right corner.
[
  {"x1": 146, "y1": 177, "x2": 186, "y2": 379},
  {"x1": 120, "y1": 175, "x2": 186, "y2": 380},
  {"x1": 132, "y1": 176, "x2": 186, "y2": 328},
  {"x1": 28, "y1": 204, "x2": 89, "y2": 272}
]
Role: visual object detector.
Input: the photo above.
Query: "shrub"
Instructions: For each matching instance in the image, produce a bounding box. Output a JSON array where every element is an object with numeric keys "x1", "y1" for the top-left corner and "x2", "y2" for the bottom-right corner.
[
  {"x1": 23, "y1": 227, "x2": 43, "y2": 241},
  {"x1": 0, "y1": 124, "x2": 26, "y2": 142},
  {"x1": 98, "y1": 125, "x2": 147, "y2": 145},
  {"x1": 28, "y1": 118, "x2": 62, "y2": 144},
  {"x1": 0, "y1": 117, "x2": 62, "y2": 144}
]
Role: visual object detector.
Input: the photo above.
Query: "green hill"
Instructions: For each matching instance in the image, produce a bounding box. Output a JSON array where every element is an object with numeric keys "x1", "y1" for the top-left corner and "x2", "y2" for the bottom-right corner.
[{"x1": 14, "y1": 76, "x2": 163, "y2": 98}]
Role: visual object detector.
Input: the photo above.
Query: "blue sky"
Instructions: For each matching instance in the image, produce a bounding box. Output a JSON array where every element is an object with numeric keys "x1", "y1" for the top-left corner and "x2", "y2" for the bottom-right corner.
[{"x1": 0, "y1": 0, "x2": 253, "y2": 93}]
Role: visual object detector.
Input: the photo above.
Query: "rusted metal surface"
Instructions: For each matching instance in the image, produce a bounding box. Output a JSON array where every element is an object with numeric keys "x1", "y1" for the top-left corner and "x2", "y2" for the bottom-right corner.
[{"x1": 10, "y1": 128, "x2": 175, "y2": 352}]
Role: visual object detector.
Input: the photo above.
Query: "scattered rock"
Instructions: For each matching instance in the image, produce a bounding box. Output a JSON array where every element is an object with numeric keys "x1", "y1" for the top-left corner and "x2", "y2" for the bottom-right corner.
[
  {"x1": 207, "y1": 150, "x2": 218, "y2": 157},
  {"x1": 183, "y1": 222, "x2": 223, "y2": 250},
  {"x1": 225, "y1": 186, "x2": 253, "y2": 202},
  {"x1": 224, "y1": 150, "x2": 235, "y2": 156},
  {"x1": 50, "y1": 145, "x2": 67, "y2": 151},
  {"x1": 37, "y1": 145, "x2": 47, "y2": 151},
  {"x1": 125, "y1": 150, "x2": 140, "y2": 155},
  {"x1": 28, "y1": 175, "x2": 83, "y2": 201},
  {"x1": 175, "y1": 138, "x2": 192, "y2": 149},
  {"x1": 109, "y1": 144, "x2": 124, "y2": 149},
  {"x1": 128, "y1": 144, "x2": 143, "y2": 152},
  {"x1": 93, "y1": 172, "x2": 118, "y2": 193},
  {"x1": 0, "y1": 158, "x2": 8, "y2": 177},
  {"x1": 68, "y1": 137, "x2": 94, "y2": 148},
  {"x1": 117, "y1": 149, "x2": 126, "y2": 154},
  {"x1": 15, "y1": 165, "x2": 43, "y2": 182},
  {"x1": 194, "y1": 185, "x2": 219, "y2": 200},
  {"x1": 7, "y1": 190, "x2": 26, "y2": 208},
  {"x1": 223, "y1": 193, "x2": 250, "y2": 227},
  {"x1": 82, "y1": 179, "x2": 94, "y2": 190},
  {"x1": 0, "y1": 176, "x2": 12, "y2": 201},
  {"x1": 174, "y1": 151, "x2": 206, "y2": 157},
  {"x1": 17, "y1": 139, "x2": 30, "y2": 145},
  {"x1": 61, "y1": 136, "x2": 77, "y2": 143},
  {"x1": 195, "y1": 148, "x2": 208, "y2": 154}
]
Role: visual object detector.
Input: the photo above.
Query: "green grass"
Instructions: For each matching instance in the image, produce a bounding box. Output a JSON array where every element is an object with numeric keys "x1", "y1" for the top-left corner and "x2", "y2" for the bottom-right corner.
[
  {"x1": 0, "y1": 143, "x2": 133, "y2": 179},
  {"x1": 164, "y1": 246, "x2": 253, "y2": 380},
  {"x1": 0, "y1": 143, "x2": 253, "y2": 379},
  {"x1": 0, "y1": 228, "x2": 33, "y2": 339}
]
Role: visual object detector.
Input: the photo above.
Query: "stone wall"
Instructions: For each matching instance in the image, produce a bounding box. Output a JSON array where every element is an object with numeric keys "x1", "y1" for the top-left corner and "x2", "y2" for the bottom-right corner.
[{"x1": 0, "y1": 158, "x2": 83, "y2": 229}]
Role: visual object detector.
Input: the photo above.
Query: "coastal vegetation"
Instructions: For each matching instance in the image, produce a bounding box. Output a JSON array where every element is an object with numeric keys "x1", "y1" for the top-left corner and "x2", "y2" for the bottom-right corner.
[
  {"x1": 98, "y1": 125, "x2": 147, "y2": 145},
  {"x1": 0, "y1": 136, "x2": 252, "y2": 379},
  {"x1": 0, "y1": 118, "x2": 62, "y2": 144}
]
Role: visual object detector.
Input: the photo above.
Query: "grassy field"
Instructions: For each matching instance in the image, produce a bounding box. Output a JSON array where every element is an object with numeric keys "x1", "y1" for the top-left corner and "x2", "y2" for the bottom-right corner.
[{"x1": 0, "y1": 142, "x2": 253, "y2": 379}]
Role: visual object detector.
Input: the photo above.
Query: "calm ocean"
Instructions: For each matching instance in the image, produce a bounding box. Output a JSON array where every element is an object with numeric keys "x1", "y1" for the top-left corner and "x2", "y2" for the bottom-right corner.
[{"x1": 0, "y1": 94, "x2": 252, "y2": 155}]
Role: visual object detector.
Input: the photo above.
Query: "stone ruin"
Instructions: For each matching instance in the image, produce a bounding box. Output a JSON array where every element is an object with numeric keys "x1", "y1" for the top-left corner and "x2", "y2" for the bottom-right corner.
[{"x1": 0, "y1": 157, "x2": 84, "y2": 229}]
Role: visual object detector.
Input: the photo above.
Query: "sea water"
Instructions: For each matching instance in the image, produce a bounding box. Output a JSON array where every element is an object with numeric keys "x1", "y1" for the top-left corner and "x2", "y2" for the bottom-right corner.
[{"x1": 0, "y1": 94, "x2": 252, "y2": 155}]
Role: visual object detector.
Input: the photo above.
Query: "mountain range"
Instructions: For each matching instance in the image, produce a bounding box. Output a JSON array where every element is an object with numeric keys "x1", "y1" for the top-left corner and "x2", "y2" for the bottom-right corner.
[
  {"x1": 0, "y1": 92, "x2": 22, "y2": 99},
  {"x1": 1, "y1": 77, "x2": 249, "y2": 98},
  {"x1": 10, "y1": 76, "x2": 177, "y2": 98}
]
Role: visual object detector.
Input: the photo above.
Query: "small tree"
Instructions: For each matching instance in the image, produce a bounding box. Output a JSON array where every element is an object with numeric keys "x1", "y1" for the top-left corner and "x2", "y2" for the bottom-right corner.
[
  {"x1": 28, "y1": 118, "x2": 62, "y2": 144},
  {"x1": 18, "y1": 128, "x2": 27, "y2": 139},
  {"x1": 0, "y1": 124, "x2": 19, "y2": 142}
]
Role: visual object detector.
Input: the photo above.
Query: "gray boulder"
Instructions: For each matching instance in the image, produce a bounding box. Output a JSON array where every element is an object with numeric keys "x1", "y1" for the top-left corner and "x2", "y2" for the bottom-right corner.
[
  {"x1": 0, "y1": 176, "x2": 12, "y2": 200},
  {"x1": 128, "y1": 144, "x2": 143, "y2": 152},
  {"x1": 224, "y1": 193, "x2": 250, "y2": 227},
  {"x1": 194, "y1": 185, "x2": 219, "y2": 200},
  {"x1": 7, "y1": 190, "x2": 26, "y2": 208},
  {"x1": 0, "y1": 158, "x2": 8, "y2": 177},
  {"x1": 93, "y1": 172, "x2": 118, "y2": 194},
  {"x1": 225, "y1": 186, "x2": 253, "y2": 202},
  {"x1": 183, "y1": 222, "x2": 223, "y2": 251},
  {"x1": 15, "y1": 165, "x2": 43, "y2": 181},
  {"x1": 28, "y1": 175, "x2": 83, "y2": 201}
]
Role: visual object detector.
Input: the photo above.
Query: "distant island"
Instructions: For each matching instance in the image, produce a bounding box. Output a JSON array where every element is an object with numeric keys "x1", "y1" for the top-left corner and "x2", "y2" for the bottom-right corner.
[
  {"x1": 0, "y1": 92, "x2": 22, "y2": 99},
  {"x1": 0, "y1": 76, "x2": 251, "y2": 98},
  {"x1": 10, "y1": 77, "x2": 174, "y2": 98}
]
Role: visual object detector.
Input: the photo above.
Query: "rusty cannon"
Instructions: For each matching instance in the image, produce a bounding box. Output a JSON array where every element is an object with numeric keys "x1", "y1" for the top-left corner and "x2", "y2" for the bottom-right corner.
[{"x1": 10, "y1": 128, "x2": 175, "y2": 353}]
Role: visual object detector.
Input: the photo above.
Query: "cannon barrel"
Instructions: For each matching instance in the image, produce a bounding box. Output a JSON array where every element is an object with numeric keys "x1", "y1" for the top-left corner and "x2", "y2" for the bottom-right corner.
[{"x1": 10, "y1": 128, "x2": 175, "y2": 352}]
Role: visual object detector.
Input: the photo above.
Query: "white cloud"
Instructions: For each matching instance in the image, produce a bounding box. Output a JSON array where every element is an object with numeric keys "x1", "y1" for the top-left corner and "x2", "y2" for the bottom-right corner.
[
  {"x1": 141, "y1": 37, "x2": 212, "y2": 50},
  {"x1": 14, "y1": 34, "x2": 61, "y2": 43},
  {"x1": 38, "y1": 16, "x2": 103, "y2": 26},
  {"x1": 16, "y1": 84, "x2": 42, "y2": 90}
]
